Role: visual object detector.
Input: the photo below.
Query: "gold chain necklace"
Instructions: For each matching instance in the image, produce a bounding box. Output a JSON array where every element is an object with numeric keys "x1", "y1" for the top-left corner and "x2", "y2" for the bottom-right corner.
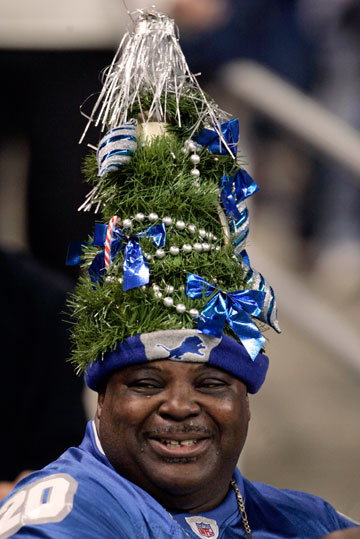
[
  {"x1": 230, "y1": 479, "x2": 253, "y2": 538},
  {"x1": 168, "y1": 480, "x2": 253, "y2": 538}
]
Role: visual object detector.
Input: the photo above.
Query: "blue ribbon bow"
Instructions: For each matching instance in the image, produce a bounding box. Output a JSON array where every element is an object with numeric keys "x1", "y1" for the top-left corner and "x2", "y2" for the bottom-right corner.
[
  {"x1": 186, "y1": 273, "x2": 265, "y2": 360},
  {"x1": 67, "y1": 223, "x2": 166, "y2": 291},
  {"x1": 220, "y1": 169, "x2": 259, "y2": 220},
  {"x1": 194, "y1": 119, "x2": 239, "y2": 156},
  {"x1": 90, "y1": 222, "x2": 166, "y2": 291}
]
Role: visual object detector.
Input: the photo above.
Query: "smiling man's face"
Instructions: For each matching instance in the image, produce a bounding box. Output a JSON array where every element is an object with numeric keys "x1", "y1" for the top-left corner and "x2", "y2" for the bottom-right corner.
[{"x1": 97, "y1": 360, "x2": 250, "y2": 512}]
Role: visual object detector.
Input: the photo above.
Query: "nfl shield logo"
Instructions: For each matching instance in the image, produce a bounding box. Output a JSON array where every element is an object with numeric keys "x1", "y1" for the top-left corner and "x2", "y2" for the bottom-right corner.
[
  {"x1": 185, "y1": 516, "x2": 219, "y2": 539},
  {"x1": 196, "y1": 521, "x2": 215, "y2": 537}
]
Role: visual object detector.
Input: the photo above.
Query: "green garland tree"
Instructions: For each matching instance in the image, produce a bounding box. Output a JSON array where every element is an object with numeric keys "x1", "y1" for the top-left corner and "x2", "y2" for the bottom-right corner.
[{"x1": 67, "y1": 10, "x2": 280, "y2": 375}]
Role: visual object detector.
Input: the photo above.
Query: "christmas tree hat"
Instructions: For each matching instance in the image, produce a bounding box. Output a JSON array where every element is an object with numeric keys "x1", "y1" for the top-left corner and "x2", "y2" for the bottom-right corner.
[{"x1": 67, "y1": 9, "x2": 281, "y2": 394}]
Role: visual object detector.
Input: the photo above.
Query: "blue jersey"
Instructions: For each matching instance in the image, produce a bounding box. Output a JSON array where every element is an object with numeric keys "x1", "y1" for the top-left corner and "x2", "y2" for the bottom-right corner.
[{"x1": 0, "y1": 421, "x2": 358, "y2": 538}]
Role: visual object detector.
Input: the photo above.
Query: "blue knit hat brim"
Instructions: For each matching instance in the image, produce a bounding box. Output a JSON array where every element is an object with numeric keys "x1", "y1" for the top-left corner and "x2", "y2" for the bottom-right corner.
[{"x1": 85, "y1": 329, "x2": 269, "y2": 393}]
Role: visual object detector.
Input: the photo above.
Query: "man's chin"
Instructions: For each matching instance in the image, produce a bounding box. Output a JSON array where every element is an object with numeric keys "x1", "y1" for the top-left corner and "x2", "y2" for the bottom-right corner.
[{"x1": 144, "y1": 460, "x2": 219, "y2": 497}]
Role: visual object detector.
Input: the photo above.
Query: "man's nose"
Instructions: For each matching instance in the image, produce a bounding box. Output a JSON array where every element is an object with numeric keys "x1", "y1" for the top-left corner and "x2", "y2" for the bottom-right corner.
[{"x1": 157, "y1": 384, "x2": 201, "y2": 420}]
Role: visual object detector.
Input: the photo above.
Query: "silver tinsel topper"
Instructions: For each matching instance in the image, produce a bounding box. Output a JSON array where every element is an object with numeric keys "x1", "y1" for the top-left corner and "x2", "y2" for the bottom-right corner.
[{"x1": 79, "y1": 9, "x2": 230, "y2": 148}]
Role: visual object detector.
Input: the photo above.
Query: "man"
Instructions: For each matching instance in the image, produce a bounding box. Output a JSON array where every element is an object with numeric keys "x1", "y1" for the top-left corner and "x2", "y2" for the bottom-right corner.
[{"x1": 0, "y1": 330, "x2": 358, "y2": 538}]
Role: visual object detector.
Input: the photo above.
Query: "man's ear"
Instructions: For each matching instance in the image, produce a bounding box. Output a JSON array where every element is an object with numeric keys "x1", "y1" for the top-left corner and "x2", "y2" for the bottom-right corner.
[{"x1": 96, "y1": 391, "x2": 105, "y2": 421}]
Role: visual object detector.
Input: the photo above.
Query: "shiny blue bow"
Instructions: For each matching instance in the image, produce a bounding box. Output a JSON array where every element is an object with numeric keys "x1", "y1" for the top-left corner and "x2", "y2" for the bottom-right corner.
[
  {"x1": 67, "y1": 223, "x2": 166, "y2": 291},
  {"x1": 220, "y1": 169, "x2": 259, "y2": 220},
  {"x1": 186, "y1": 273, "x2": 265, "y2": 360},
  {"x1": 91, "y1": 222, "x2": 166, "y2": 291},
  {"x1": 194, "y1": 119, "x2": 239, "y2": 156}
]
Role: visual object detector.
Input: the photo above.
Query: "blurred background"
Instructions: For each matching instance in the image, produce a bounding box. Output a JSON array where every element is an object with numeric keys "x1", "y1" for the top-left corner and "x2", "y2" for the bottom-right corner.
[{"x1": 0, "y1": 0, "x2": 359, "y2": 520}]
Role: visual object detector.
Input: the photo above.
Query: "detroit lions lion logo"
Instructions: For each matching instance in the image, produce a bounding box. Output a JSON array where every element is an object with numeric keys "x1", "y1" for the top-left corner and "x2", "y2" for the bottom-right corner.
[
  {"x1": 156, "y1": 336, "x2": 206, "y2": 360},
  {"x1": 140, "y1": 329, "x2": 221, "y2": 363}
]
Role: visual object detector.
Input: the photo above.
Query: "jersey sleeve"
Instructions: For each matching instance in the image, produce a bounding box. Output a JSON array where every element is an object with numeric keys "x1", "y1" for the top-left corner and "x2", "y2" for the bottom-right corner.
[
  {"x1": 0, "y1": 469, "x2": 188, "y2": 539},
  {"x1": 0, "y1": 472, "x2": 145, "y2": 539},
  {"x1": 334, "y1": 510, "x2": 360, "y2": 530}
]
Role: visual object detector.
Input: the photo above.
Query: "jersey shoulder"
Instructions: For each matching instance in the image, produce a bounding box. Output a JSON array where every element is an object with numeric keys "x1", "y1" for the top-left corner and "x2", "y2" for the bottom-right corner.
[
  {"x1": 244, "y1": 478, "x2": 358, "y2": 535},
  {"x1": 0, "y1": 446, "x2": 186, "y2": 538}
]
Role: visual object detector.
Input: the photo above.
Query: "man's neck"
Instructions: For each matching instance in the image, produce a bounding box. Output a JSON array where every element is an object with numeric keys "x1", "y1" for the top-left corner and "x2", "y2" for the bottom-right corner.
[{"x1": 150, "y1": 481, "x2": 231, "y2": 514}]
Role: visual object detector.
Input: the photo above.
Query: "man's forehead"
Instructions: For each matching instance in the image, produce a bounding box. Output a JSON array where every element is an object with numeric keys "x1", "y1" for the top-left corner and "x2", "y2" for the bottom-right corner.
[{"x1": 116, "y1": 360, "x2": 234, "y2": 378}]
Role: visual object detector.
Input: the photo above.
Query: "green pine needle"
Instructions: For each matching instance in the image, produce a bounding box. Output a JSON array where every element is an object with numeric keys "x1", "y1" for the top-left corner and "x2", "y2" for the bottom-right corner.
[{"x1": 69, "y1": 122, "x2": 258, "y2": 374}]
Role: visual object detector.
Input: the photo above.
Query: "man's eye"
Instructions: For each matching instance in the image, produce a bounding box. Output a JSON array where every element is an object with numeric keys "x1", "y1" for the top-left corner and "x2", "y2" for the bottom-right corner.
[
  {"x1": 198, "y1": 379, "x2": 227, "y2": 389},
  {"x1": 130, "y1": 380, "x2": 162, "y2": 391}
]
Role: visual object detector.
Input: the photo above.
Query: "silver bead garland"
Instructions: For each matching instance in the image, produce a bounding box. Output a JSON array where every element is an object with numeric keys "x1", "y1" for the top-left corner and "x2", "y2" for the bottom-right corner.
[
  {"x1": 163, "y1": 297, "x2": 174, "y2": 307},
  {"x1": 169, "y1": 246, "x2": 180, "y2": 256},
  {"x1": 149, "y1": 282, "x2": 201, "y2": 319},
  {"x1": 182, "y1": 139, "x2": 201, "y2": 179},
  {"x1": 190, "y1": 154, "x2": 200, "y2": 165},
  {"x1": 122, "y1": 218, "x2": 132, "y2": 228},
  {"x1": 175, "y1": 220, "x2": 186, "y2": 230},
  {"x1": 148, "y1": 212, "x2": 158, "y2": 222},
  {"x1": 112, "y1": 213, "x2": 217, "y2": 241},
  {"x1": 108, "y1": 213, "x2": 221, "y2": 262},
  {"x1": 162, "y1": 216, "x2": 172, "y2": 226},
  {"x1": 155, "y1": 249, "x2": 165, "y2": 259}
]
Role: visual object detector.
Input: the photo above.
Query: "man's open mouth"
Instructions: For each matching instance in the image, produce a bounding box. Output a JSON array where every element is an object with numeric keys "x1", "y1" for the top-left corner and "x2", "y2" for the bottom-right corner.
[
  {"x1": 147, "y1": 435, "x2": 211, "y2": 459},
  {"x1": 159, "y1": 439, "x2": 199, "y2": 447}
]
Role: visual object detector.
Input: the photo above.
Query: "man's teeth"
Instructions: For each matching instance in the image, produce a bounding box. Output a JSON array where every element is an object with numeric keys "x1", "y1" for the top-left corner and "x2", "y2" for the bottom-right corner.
[{"x1": 160, "y1": 439, "x2": 198, "y2": 447}]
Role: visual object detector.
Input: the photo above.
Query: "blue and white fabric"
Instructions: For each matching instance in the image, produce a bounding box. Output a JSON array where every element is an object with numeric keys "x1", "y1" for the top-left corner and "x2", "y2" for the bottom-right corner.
[
  {"x1": 84, "y1": 329, "x2": 270, "y2": 394},
  {"x1": 0, "y1": 422, "x2": 357, "y2": 538}
]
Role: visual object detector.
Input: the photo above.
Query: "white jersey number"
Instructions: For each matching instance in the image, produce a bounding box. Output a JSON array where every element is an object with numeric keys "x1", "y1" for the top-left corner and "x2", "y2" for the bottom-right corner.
[{"x1": 0, "y1": 473, "x2": 78, "y2": 538}]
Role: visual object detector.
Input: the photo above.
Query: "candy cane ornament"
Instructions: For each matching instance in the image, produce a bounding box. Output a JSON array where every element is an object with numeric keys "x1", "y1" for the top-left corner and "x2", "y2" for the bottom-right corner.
[{"x1": 105, "y1": 215, "x2": 121, "y2": 269}]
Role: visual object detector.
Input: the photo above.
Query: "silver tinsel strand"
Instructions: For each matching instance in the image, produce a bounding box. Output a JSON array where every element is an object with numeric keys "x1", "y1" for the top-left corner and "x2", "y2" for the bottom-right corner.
[{"x1": 79, "y1": 9, "x2": 231, "y2": 149}]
